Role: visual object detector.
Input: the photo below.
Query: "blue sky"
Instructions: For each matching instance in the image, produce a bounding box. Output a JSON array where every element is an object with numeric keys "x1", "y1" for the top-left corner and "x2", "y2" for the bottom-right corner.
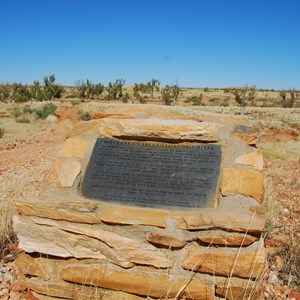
[{"x1": 0, "y1": 0, "x2": 299, "y2": 89}]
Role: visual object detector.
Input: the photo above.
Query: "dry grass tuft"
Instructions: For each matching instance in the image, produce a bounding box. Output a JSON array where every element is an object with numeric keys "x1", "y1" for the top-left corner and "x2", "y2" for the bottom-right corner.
[{"x1": 0, "y1": 199, "x2": 15, "y2": 252}]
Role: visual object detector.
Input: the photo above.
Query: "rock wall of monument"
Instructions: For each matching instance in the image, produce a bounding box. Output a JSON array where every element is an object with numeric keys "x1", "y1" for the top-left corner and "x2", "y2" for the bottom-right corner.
[{"x1": 13, "y1": 111, "x2": 267, "y2": 300}]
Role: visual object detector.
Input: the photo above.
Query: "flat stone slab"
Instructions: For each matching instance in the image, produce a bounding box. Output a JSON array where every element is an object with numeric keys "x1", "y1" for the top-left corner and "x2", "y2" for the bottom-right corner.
[
  {"x1": 98, "y1": 118, "x2": 220, "y2": 142},
  {"x1": 81, "y1": 138, "x2": 222, "y2": 208}
]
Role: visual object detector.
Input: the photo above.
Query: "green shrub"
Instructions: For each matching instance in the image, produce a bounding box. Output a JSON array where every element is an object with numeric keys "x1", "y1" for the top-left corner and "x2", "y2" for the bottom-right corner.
[
  {"x1": 0, "y1": 127, "x2": 4, "y2": 138},
  {"x1": 35, "y1": 103, "x2": 57, "y2": 119},
  {"x1": 23, "y1": 105, "x2": 35, "y2": 114},
  {"x1": 11, "y1": 108, "x2": 22, "y2": 119},
  {"x1": 122, "y1": 92, "x2": 130, "y2": 103},
  {"x1": 78, "y1": 109, "x2": 92, "y2": 121},
  {"x1": 0, "y1": 85, "x2": 11, "y2": 101},
  {"x1": 16, "y1": 117, "x2": 30, "y2": 123}
]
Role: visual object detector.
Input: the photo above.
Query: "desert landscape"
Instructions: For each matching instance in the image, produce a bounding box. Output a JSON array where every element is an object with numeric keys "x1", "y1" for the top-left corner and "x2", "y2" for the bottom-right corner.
[{"x1": 0, "y1": 86, "x2": 299, "y2": 299}]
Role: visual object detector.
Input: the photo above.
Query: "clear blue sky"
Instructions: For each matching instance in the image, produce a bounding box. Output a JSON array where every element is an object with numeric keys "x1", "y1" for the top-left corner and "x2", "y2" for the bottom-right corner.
[{"x1": 0, "y1": 0, "x2": 299, "y2": 89}]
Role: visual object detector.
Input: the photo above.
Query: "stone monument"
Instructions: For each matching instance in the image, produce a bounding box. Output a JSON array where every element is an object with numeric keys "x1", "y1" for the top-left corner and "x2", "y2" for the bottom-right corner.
[{"x1": 13, "y1": 104, "x2": 266, "y2": 300}]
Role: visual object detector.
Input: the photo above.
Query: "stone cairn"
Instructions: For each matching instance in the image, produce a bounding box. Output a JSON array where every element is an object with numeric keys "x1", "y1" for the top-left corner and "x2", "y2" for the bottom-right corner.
[{"x1": 14, "y1": 105, "x2": 267, "y2": 299}]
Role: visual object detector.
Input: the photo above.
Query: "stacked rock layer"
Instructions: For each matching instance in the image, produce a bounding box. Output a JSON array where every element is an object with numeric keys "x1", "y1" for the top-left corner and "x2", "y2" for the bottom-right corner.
[{"x1": 14, "y1": 105, "x2": 267, "y2": 300}]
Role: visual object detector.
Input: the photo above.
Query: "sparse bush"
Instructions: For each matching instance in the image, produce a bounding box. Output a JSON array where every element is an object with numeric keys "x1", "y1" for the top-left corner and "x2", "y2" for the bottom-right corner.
[
  {"x1": 161, "y1": 84, "x2": 180, "y2": 105},
  {"x1": 30, "y1": 80, "x2": 46, "y2": 101},
  {"x1": 105, "y1": 79, "x2": 125, "y2": 100},
  {"x1": 16, "y1": 117, "x2": 30, "y2": 123},
  {"x1": 204, "y1": 87, "x2": 209, "y2": 92},
  {"x1": 76, "y1": 79, "x2": 104, "y2": 100},
  {"x1": 186, "y1": 95, "x2": 202, "y2": 106},
  {"x1": 71, "y1": 100, "x2": 80, "y2": 106},
  {"x1": 78, "y1": 109, "x2": 92, "y2": 121},
  {"x1": 43, "y1": 75, "x2": 64, "y2": 100},
  {"x1": 0, "y1": 84, "x2": 11, "y2": 101},
  {"x1": 23, "y1": 105, "x2": 35, "y2": 114},
  {"x1": 147, "y1": 78, "x2": 160, "y2": 98},
  {"x1": 11, "y1": 108, "x2": 22, "y2": 119},
  {"x1": 122, "y1": 92, "x2": 130, "y2": 103},
  {"x1": 12, "y1": 83, "x2": 32, "y2": 103},
  {"x1": 0, "y1": 127, "x2": 4, "y2": 138},
  {"x1": 35, "y1": 103, "x2": 57, "y2": 119}
]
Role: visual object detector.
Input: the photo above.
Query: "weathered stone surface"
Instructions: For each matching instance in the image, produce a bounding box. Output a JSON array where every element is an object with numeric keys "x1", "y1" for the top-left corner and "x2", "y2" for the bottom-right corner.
[
  {"x1": 15, "y1": 215, "x2": 173, "y2": 269},
  {"x1": 203, "y1": 115, "x2": 250, "y2": 125},
  {"x1": 221, "y1": 168, "x2": 265, "y2": 202},
  {"x1": 58, "y1": 138, "x2": 89, "y2": 158},
  {"x1": 100, "y1": 206, "x2": 168, "y2": 228},
  {"x1": 97, "y1": 119, "x2": 219, "y2": 142},
  {"x1": 215, "y1": 276, "x2": 263, "y2": 300},
  {"x1": 67, "y1": 120, "x2": 100, "y2": 137},
  {"x1": 16, "y1": 253, "x2": 51, "y2": 281},
  {"x1": 231, "y1": 125, "x2": 260, "y2": 145},
  {"x1": 13, "y1": 215, "x2": 110, "y2": 261},
  {"x1": 15, "y1": 198, "x2": 100, "y2": 224},
  {"x1": 196, "y1": 230, "x2": 258, "y2": 246},
  {"x1": 182, "y1": 242, "x2": 266, "y2": 278},
  {"x1": 60, "y1": 263, "x2": 214, "y2": 299},
  {"x1": 175, "y1": 210, "x2": 265, "y2": 233},
  {"x1": 146, "y1": 231, "x2": 186, "y2": 249},
  {"x1": 17, "y1": 276, "x2": 145, "y2": 300},
  {"x1": 45, "y1": 159, "x2": 81, "y2": 188},
  {"x1": 235, "y1": 150, "x2": 264, "y2": 170},
  {"x1": 92, "y1": 105, "x2": 203, "y2": 122}
]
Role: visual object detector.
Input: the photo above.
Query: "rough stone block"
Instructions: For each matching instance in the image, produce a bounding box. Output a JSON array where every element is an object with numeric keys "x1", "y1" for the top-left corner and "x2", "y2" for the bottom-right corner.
[
  {"x1": 58, "y1": 138, "x2": 89, "y2": 158},
  {"x1": 221, "y1": 168, "x2": 265, "y2": 202},
  {"x1": 235, "y1": 150, "x2": 264, "y2": 170}
]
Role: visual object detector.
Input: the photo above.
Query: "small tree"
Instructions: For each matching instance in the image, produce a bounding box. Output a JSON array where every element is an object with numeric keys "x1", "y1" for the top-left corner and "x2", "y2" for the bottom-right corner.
[
  {"x1": 161, "y1": 84, "x2": 180, "y2": 106},
  {"x1": 76, "y1": 80, "x2": 104, "y2": 99},
  {"x1": 30, "y1": 81, "x2": 45, "y2": 101},
  {"x1": 231, "y1": 85, "x2": 256, "y2": 115},
  {"x1": 280, "y1": 89, "x2": 297, "y2": 108},
  {"x1": 43, "y1": 75, "x2": 64, "y2": 100},
  {"x1": 105, "y1": 79, "x2": 125, "y2": 100},
  {"x1": 147, "y1": 79, "x2": 160, "y2": 98},
  {"x1": 12, "y1": 83, "x2": 32, "y2": 103}
]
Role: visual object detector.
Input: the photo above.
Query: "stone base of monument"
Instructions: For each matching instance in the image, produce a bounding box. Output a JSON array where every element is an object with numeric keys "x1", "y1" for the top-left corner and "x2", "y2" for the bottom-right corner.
[{"x1": 13, "y1": 105, "x2": 267, "y2": 300}]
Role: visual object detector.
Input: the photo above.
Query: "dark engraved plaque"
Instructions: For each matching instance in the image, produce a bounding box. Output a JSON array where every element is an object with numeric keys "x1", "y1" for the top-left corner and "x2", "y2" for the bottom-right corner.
[{"x1": 81, "y1": 138, "x2": 221, "y2": 208}]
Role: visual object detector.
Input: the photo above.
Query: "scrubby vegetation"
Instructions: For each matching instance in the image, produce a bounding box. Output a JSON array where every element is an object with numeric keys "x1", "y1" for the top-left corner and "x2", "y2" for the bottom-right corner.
[
  {"x1": 77, "y1": 109, "x2": 92, "y2": 121},
  {"x1": 35, "y1": 103, "x2": 57, "y2": 119},
  {"x1": 0, "y1": 127, "x2": 4, "y2": 138}
]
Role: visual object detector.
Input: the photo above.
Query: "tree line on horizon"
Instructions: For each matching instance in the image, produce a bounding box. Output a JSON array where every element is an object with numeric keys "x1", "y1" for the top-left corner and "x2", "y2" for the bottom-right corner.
[{"x1": 0, "y1": 74, "x2": 299, "y2": 108}]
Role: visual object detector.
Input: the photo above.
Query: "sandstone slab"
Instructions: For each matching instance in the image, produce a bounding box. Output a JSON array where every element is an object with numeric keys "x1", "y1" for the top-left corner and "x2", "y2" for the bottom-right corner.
[
  {"x1": 60, "y1": 263, "x2": 214, "y2": 299},
  {"x1": 15, "y1": 215, "x2": 173, "y2": 269},
  {"x1": 146, "y1": 231, "x2": 186, "y2": 249},
  {"x1": 92, "y1": 105, "x2": 203, "y2": 122},
  {"x1": 17, "y1": 276, "x2": 145, "y2": 300},
  {"x1": 175, "y1": 210, "x2": 265, "y2": 233},
  {"x1": 100, "y1": 206, "x2": 168, "y2": 228},
  {"x1": 45, "y1": 159, "x2": 81, "y2": 188},
  {"x1": 97, "y1": 118, "x2": 219, "y2": 142},
  {"x1": 15, "y1": 198, "x2": 100, "y2": 224},
  {"x1": 235, "y1": 150, "x2": 264, "y2": 170},
  {"x1": 182, "y1": 242, "x2": 266, "y2": 278},
  {"x1": 221, "y1": 168, "x2": 265, "y2": 202},
  {"x1": 58, "y1": 138, "x2": 89, "y2": 158},
  {"x1": 215, "y1": 276, "x2": 263, "y2": 300},
  {"x1": 196, "y1": 230, "x2": 258, "y2": 246}
]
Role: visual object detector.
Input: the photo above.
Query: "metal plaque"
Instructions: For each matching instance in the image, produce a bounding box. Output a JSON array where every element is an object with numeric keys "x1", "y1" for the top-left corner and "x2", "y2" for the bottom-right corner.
[{"x1": 81, "y1": 138, "x2": 221, "y2": 208}]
